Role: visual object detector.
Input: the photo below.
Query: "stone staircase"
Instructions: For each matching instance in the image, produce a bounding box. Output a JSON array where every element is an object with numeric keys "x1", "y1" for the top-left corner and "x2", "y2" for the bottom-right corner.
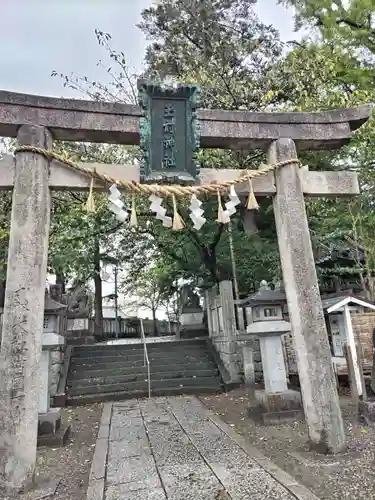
[
  {"x1": 66, "y1": 339, "x2": 224, "y2": 405},
  {"x1": 65, "y1": 328, "x2": 95, "y2": 346}
]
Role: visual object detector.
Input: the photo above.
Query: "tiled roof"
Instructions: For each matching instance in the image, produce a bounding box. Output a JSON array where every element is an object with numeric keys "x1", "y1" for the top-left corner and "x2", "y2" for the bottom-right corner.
[{"x1": 237, "y1": 289, "x2": 287, "y2": 307}]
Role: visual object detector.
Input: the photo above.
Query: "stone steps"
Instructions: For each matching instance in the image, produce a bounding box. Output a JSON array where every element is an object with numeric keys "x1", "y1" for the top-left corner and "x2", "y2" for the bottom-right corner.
[
  {"x1": 67, "y1": 363, "x2": 217, "y2": 380},
  {"x1": 67, "y1": 385, "x2": 222, "y2": 405},
  {"x1": 69, "y1": 358, "x2": 217, "y2": 372},
  {"x1": 70, "y1": 353, "x2": 213, "y2": 367},
  {"x1": 71, "y1": 342, "x2": 209, "y2": 358},
  {"x1": 67, "y1": 368, "x2": 218, "y2": 387},
  {"x1": 70, "y1": 349, "x2": 212, "y2": 363},
  {"x1": 73, "y1": 338, "x2": 207, "y2": 352},
  {"x1": 66, "y1": 339, "x2": 223, "y2": 404},
  {"x1": 68, "y1": 375, "x2": 221, "y2": 396}
]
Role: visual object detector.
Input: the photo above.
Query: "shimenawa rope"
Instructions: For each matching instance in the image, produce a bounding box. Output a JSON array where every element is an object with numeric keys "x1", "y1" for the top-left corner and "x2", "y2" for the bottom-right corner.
[{"x1": 13, "y1": 145, "x2": 300, "y2": 198}]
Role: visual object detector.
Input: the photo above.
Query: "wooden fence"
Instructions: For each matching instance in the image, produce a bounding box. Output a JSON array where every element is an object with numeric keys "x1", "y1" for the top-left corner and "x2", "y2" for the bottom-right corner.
[{"x1": 101, "y1": 317, "x2": 179, "y2": 338}]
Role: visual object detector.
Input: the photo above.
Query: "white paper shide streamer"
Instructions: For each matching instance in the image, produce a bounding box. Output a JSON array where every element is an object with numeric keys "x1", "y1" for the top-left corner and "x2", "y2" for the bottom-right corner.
[
  {"x1": 225, "y1": 185, "x2": 241, "y2": 217},
  {"x1": 149, "y1": 194, "x2": 172, "y2": 228},
  {"x1": 108, "y1": 184, "x2": 128, "y2": 222},
  {"x1": 189, "y1": 194, "x2": 206, "y2": 230}
]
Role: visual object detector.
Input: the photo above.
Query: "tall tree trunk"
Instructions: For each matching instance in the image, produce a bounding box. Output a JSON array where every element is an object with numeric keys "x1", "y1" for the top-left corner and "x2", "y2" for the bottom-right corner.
[
  {"x1": 93, "y1": 239, "x2": 103, "y2": 336},
  {"x1": 0, "y1": 279, "x2": 5, "y2": 307},
  {"x1": 204, "y1": 251, "x2": 220, "y2": 284},
  {"x1": 152, "y1": 307, "x2": 158, "y2": 336},
  {"x1": 55, "y1": 271, "x2": 66, "y2": 295},
  {"x1": 241, "y1": 208, "x2": 258, "y2": 235}
]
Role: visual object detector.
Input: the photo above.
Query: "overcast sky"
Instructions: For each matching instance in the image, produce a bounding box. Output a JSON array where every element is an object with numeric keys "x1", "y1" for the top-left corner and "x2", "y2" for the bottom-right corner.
[{"x1": 0, "y1": 0, "x2": 298, "y2": 99}]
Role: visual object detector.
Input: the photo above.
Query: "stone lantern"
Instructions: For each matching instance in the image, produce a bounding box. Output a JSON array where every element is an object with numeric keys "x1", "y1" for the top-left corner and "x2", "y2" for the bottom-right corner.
[
  {"x1": 43, "y1": 290, "x2": 66, "y2": 336},
  {"x1": 244, "y1": 280, "x2": 303, "y2": 424},
  {"x1": 38, "y1": 290, "x2": 70, "y2": 446}
]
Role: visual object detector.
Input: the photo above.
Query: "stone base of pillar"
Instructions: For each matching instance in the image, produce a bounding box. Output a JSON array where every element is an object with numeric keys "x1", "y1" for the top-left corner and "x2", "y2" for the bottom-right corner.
[
  {"x1": 37, "y1": 408, "x2": 71, "y2": 447},
  {"x1": 248, "y1": 389, "x2": 303, "y2": 425}
]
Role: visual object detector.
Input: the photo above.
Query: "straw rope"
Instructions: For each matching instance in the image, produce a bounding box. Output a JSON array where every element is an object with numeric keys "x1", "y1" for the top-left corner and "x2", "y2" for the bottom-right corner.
[{"x1": 14, "y1": 145, "x2": 300, "y2": 198}]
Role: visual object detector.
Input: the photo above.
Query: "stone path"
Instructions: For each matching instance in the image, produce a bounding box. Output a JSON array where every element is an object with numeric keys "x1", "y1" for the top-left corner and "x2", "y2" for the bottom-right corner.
[{"x1": 87, "y1": 396, "x2": 319, "y2": 500}]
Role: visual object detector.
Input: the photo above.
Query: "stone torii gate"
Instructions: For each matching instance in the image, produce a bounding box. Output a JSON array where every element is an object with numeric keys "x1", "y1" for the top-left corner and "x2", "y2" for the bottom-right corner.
[{"x1": 0, "y1": 90, "x2": 370, "y2": 494}]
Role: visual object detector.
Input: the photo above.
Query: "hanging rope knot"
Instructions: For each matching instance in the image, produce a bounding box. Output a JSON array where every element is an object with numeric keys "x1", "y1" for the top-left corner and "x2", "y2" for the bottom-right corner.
[{"x1": 172, "y1": 194, "x2": 184, "y2": 230}]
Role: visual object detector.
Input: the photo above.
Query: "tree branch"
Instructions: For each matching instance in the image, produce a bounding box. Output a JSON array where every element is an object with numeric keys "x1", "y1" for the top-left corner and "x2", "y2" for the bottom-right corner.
[
  {"x1": 209, "y1": 223, "x2": 225, "y2": 252},
  {"x1": 316, "y1": 13, "x2": 375, "y2": 38},
  {"x1": 336, "y1": 17, "x2": 375, "y2": 36},
  {"x1": 165, "y1": 201, "x2": 207, "y2": 258},
  {"x1": 146, "y1": 228, "x2": 188, "y2": 267},
  {"x1": 50, "y1": 220, "x2": 124, "y2": 242}
]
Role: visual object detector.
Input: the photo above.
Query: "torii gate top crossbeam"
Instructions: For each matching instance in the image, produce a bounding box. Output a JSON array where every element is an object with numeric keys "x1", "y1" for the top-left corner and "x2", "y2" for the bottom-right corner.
[{"x1": 0, "y1": 90, "x2": 371, "y2": 151}]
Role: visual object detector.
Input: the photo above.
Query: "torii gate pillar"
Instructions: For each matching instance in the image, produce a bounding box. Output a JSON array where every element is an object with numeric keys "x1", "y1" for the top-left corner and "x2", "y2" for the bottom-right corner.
[
  {"x1": 270, "y1": 138, "x2": 345, "y2": 453},
  {"x1": 0, "y1": 125, "x2": 52, "y2": 494}
]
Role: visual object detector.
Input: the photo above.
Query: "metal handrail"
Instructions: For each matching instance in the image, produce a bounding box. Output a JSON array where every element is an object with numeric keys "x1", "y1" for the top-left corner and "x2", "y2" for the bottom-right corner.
[{"x1": 140, "y1": 319, "x2": 151, "y2": 399}]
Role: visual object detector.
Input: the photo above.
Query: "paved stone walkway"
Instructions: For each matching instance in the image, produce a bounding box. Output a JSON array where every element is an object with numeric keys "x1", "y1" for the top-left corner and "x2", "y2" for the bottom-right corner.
[{"x1": 87, "y1": 396, "x2": 318, "y2": 500}]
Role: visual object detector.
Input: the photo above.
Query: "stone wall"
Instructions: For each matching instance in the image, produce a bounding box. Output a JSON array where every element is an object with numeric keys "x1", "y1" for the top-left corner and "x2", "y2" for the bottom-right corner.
[
  {"x1": 65, "y1": 318, "x2": 95, "y2": 346},
  {"x1": 212, "y1": 335, "x2": 243, "y2": 380},
  {"x1": 207, "y1": 282, "x2": 304, "y2": 383},
  {"x1": 206, "y1": 281, "x2": 266, "y2": 383}
]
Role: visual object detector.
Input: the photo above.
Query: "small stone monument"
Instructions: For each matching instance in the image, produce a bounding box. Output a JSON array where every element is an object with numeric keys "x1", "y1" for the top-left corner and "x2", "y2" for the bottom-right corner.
[
  {"x1": 245, "y1": 281, "x2": 303, "y2": 424},
  {"x1": 65, "y1": 284, "x2": 90, "y2": 319},
  {"x1": 64, "y1": 284, "x2": 95, "y2": 345},
  {"x1": 179, "y1": 284, "x2": 206, "y2": 339},
  {"x1": 38, "y1": 290, "x2": 70, "y2": 446}
]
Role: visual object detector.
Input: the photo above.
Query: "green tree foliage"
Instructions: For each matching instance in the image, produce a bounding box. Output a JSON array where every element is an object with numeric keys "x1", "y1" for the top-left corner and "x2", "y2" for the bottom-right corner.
[
  {"x1": 280, "y1": 0, "x2": 375, "y2": 55},
  {"x1": 278, "y1": 0, "x2": 375, "y2": 297},
  {"x1": 121, "y1": 263, "x2": 179, "y2": 335},
  {"x1": 0, "y1": 194, "x2": 11, "y2": 281},
  {"x1": 47, "y1": 0, "x2": 375, "y2": 308},
  {"x1": 140, "y1": 197, "x2": 280, "y2": 293},
  {"x1": 139, "y1": 0, "x2": 286, "y2": 110},
  {"x1": 51, "y1": 4, "x2": 288, "y2": 296},
  {"x1": 47, "y1": 141, "x2": 151, "y2": 330},
  {"x1": 136, "y1": 0, "x2": 299, "y2": 292},
  {"x1": 0, "y1": 139, "x2": 15, "y2": 281}
]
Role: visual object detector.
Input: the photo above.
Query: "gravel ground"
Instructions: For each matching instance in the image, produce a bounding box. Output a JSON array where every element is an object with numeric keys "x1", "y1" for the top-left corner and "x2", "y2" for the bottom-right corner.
[
  {"x1": 21, "y1": 404, "x2": 102, "y2": 500},
  {"x1": 200, "y1": 388, "x2": 375, "y2": 500}
]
